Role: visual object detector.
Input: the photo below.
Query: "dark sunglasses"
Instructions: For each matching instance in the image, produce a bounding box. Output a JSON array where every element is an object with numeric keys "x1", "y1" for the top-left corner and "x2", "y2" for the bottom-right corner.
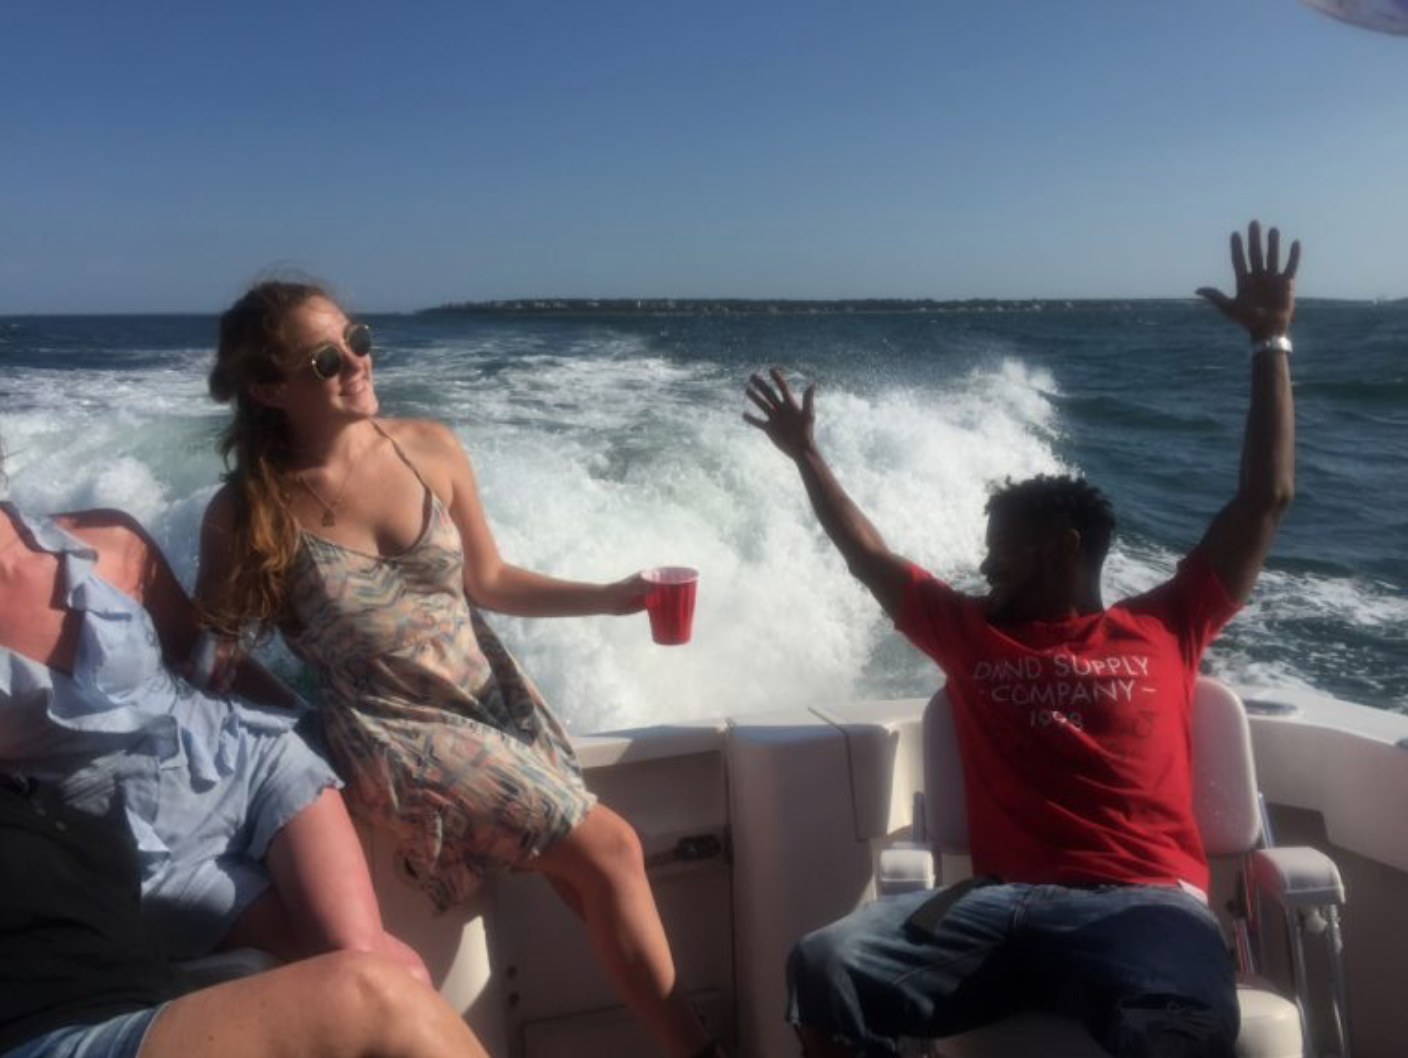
[{"x1": 301, "y1": 322, "x2": 373, "y2": 380}]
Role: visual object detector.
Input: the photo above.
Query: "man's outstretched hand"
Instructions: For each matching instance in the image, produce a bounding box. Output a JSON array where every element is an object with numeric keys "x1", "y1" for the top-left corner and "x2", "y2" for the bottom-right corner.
[
  {"x1": 745, "y1": 367, "x2": 817, "y2": 461},
  {"x1": 1197, "y1": 220, "x2": 1300, "y2": 342}
]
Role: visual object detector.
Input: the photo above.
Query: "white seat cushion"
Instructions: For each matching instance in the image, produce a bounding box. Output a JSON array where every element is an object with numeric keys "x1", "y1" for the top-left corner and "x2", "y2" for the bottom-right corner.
[
  {"x1": 917, "y1": 981, "x2": 1301, "y2": 1058},
  {"x1": 1234, "y1": 979, "x2": 1303, "y2": 1058}
]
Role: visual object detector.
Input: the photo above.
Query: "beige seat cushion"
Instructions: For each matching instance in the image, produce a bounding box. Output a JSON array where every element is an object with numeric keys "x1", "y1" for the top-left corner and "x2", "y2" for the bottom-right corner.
[{"x1": 922, "y1": 981, "x2": 1301, "y2": 1058}]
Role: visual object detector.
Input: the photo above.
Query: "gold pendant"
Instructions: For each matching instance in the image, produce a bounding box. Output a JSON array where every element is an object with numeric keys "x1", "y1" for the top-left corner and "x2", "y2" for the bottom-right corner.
[{"x1": 321, "y1": 510, "x2": 336, "y2": 528}]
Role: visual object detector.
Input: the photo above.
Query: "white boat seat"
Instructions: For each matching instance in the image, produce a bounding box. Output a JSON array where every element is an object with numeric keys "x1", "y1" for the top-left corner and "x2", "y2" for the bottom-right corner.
[
  {"x1": 920, "y1": 980, "x2": 1301, "y2": 1058},
  {"x1": 879, "y1": 677, "x2": 1350, "y2": 1058},
  {"x1": 1232, "y1": 980, "x2": 1305, "y2": 1058}
]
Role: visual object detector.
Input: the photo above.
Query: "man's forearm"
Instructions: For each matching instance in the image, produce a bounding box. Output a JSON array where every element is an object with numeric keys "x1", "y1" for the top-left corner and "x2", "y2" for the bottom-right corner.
[
  {"x1": 1191, "y1": 221, "x2": 1298, "y2": 601},
  {"x1": 746, "y1": 368, "x2": 911, "y2": 616},
  {"x1": 795, "y1": 446, "x2": 891, "y2": 576},
  {"x1": 1239, "y1": 347, "x2": 1295, "y2": 511}
]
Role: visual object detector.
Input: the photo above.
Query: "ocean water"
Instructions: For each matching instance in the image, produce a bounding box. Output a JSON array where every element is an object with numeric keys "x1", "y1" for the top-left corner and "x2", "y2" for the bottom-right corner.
[{"x1": 2, "y1": 302, "x2": 1405, "y2": 730}]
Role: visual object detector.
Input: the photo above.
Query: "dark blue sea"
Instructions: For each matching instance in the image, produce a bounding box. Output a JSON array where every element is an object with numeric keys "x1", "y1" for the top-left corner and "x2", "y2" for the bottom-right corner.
[{"x1": 2, "y1": 301, "x2": 1404, "y2": 729}]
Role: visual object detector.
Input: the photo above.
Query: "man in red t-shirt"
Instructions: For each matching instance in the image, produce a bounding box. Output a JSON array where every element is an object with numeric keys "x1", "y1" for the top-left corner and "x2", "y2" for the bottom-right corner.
[{"x1": 747, "y1": 222, "x2": 1298, "y2": 1058}]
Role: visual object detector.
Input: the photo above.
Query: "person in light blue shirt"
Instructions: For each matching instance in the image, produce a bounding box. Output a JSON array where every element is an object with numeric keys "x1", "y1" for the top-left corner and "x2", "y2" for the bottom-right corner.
[{"x1": 0, "y1": 441, "x2": 425, "y2": 976}]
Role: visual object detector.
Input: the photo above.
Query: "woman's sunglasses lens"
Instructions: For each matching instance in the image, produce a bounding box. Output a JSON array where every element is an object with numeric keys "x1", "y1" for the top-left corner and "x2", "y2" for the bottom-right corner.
[
  {"x1": 304, "y1": 324, "x2": 370, "y2": 379},
  {"x1": 310, "y1": 345, "x2": 343, "y2": 379},
  {"x1": 346, "y1": 323, "x2": 373, "y2": 357}
]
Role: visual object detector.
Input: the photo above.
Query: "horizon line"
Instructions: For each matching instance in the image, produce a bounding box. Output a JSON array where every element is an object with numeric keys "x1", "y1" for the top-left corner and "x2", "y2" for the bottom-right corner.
[{"x1": 2, "y1": 294, "x2": 1401, "y2": 319}]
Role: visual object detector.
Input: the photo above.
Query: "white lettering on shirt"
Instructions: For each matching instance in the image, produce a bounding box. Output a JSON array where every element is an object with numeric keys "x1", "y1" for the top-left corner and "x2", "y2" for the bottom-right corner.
[{"x1": 971, "y1": 654, "x2": 1152, "y2": 738}]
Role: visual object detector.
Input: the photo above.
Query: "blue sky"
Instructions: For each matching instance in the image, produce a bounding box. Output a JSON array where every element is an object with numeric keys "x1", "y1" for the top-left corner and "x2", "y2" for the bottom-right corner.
[{"x1": 2, "y1": 1, "x2": 1405, "y2": 312}]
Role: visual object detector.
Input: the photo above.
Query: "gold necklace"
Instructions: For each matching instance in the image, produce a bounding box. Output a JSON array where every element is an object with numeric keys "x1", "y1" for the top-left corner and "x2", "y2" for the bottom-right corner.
[{"x1": 296, "y1": 462, "x2": 356, "y2": 528}]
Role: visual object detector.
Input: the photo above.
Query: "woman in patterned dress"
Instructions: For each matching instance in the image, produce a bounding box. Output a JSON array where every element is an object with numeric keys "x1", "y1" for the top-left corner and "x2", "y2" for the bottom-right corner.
[{"x1": 196, "y1": 283, "x2": 719, "y2": 1058}]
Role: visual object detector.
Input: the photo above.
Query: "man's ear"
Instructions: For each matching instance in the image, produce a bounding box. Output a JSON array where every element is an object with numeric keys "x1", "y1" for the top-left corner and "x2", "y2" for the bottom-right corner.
[
  {"x1": 248, "y1": 382, "x2": 286, "y2": 409},
  {"x1": 1058, "y1": 527, "x2": 1082, "y2": 565}
]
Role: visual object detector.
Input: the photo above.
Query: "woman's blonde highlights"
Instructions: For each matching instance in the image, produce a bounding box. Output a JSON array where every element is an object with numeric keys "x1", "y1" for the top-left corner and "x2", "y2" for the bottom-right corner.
[{"x1": 202, "y1": 281, "x2": 325, "y2": 637}]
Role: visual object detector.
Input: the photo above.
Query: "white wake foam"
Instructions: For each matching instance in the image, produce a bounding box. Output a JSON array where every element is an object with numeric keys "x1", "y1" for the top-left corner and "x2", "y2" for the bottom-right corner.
[{"x1": 5, "y1": 337, "x2": 1396, "y2": 727}]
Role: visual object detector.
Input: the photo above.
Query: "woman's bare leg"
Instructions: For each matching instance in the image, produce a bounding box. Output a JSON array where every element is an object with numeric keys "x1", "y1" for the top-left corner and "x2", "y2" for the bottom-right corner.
[
  {"x1": 222, "y1": 788, "x2": 430, "y2": 982},
  {"x1": 140, "y1": 952, "x2": 486, "y2": 1058},
  {"x1": 534, "y1": 804, "x2": 713, "y2": 1058}
]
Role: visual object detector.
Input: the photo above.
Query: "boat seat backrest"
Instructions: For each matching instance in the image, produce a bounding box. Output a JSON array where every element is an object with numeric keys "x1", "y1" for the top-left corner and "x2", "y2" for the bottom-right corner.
[{"x1": 922, "y1": 675, "x2": 1263, "y2": 861}]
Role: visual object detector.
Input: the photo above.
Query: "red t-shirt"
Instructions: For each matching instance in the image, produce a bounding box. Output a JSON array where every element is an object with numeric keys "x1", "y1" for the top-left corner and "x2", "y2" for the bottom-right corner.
[{"x1": 895, "y1": 550, "x2": 1239, "y2": 892}]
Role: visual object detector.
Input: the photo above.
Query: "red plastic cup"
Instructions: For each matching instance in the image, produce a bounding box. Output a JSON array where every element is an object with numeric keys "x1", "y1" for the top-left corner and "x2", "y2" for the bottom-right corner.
[{"x1": 643, "y1": 566, "x2": 699, "y2": 645}]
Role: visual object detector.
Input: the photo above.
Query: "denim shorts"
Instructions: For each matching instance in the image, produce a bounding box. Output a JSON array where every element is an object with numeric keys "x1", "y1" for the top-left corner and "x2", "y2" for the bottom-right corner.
[
  {"x1": 0, "y1": 1005, "x2": 166, "y2": 1058},
  {"x1": 787, "y1": 882, "x2": 1238, "y2": 1058}
]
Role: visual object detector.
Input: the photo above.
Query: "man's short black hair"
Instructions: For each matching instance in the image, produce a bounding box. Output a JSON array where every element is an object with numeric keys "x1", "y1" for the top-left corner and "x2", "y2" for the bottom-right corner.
[{"x1": 985, "y1": 475, "x2": 1116, "y2": 566}]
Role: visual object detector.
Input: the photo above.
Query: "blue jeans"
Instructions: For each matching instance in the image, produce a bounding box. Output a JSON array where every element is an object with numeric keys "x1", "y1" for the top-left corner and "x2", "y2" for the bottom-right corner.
[
  {"x1": 0, "y1": 1005, "x2": 165, "y2": 1058},
  {"x1": 788, "y1": 882, "x2": 1238, "y2": 1058}
]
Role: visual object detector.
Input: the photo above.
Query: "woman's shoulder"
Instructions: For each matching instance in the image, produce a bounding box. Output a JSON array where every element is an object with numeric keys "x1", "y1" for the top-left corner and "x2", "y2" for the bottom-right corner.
[
  {"x1": 378, "y1": 417, "x2": 471, "y2": 468},
  {"x1": 202, "y1": 482, "x2": 240, "y2": 533}
]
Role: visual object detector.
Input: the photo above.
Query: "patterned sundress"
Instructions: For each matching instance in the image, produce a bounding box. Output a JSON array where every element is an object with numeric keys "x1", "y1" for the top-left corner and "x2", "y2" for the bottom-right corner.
[{"x1": 282, "y1": 438, "x2": 596, "y2": 910}]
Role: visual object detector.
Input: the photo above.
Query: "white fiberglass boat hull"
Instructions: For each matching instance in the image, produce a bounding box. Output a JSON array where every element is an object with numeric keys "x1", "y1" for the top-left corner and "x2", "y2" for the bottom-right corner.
[{"x1": 365, "y1": 686, "x2": 1408, "y2": 1057}]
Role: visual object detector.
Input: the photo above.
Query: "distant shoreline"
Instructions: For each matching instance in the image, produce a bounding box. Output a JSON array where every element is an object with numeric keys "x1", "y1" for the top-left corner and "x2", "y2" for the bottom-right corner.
[
  {"x1": 420, "y1": 296, "x2": 1400, "y2": 318},
  {"x1": 0, "y1": 297, "x2": 1398, "y2": 320}
]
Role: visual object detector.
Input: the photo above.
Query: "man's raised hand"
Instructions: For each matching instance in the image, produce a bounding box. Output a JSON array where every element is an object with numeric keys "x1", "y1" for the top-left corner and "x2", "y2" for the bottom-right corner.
[
  {"x1": 1196, "y1": 220, "x2": 1300, "y2": 342},
  {"x1": 744, "y1": 367, "x2": 817, "y2": 461}
]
